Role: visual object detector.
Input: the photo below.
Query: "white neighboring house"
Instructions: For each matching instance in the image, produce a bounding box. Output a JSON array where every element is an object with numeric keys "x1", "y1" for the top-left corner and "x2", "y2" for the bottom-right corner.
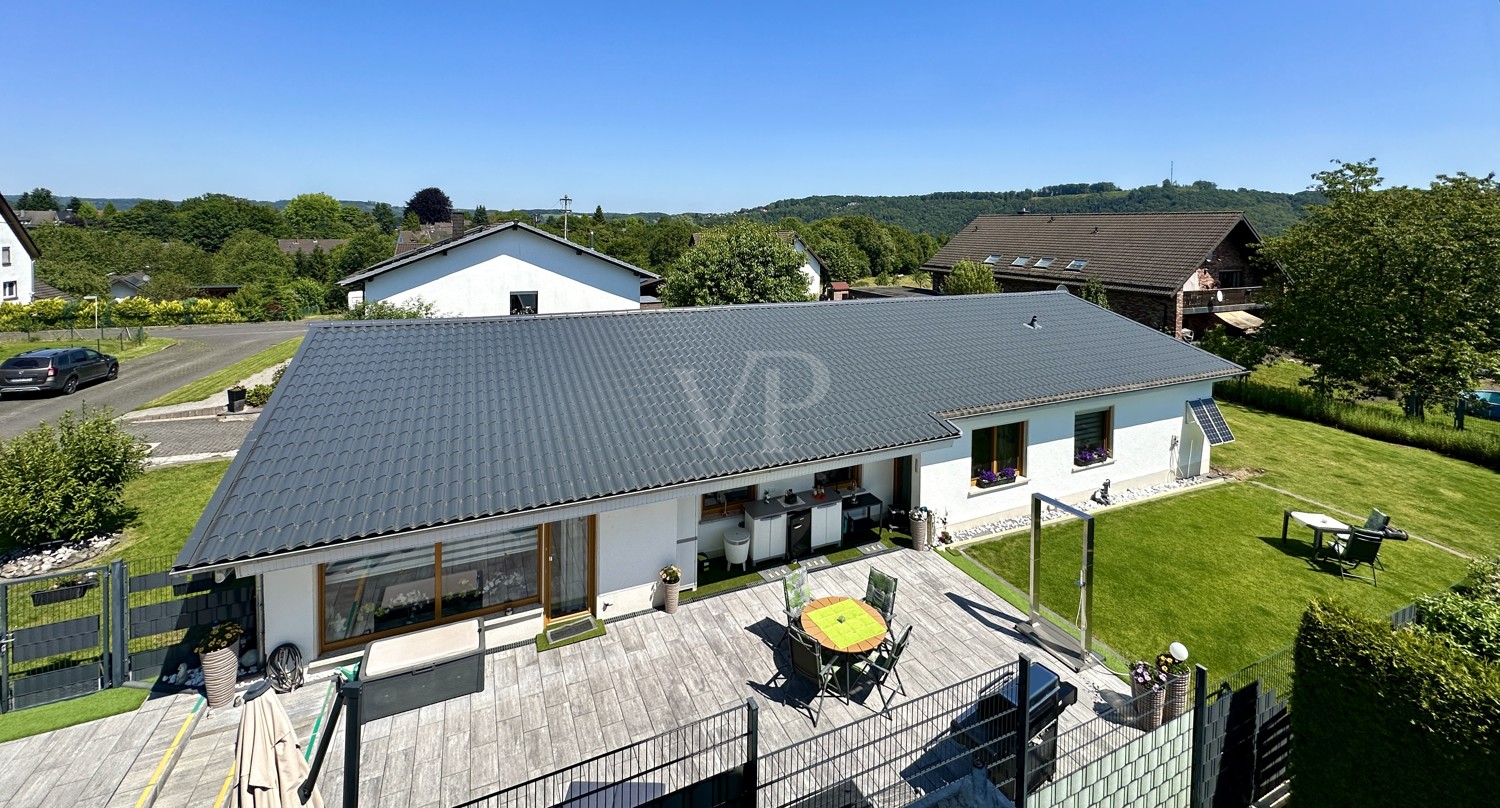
[
  {"x1": 0, "y1": 194, "x2": 41, "y2": 304},
  {"x1": 109, "y1": 271, "x2": 150, "y2": 301},
  {"x1": 172, "y1": 291, "x2": 1243, "y2": 663},
  {"x1": 339, "y1": 220, "x2": 657, "y2": 316}
]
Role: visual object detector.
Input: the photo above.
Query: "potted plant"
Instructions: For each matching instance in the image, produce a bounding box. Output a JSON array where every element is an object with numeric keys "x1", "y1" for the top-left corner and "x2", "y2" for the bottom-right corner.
[
  {"x1": 998, "y1": 466, "x2": 1018, "y2": 484},
  {"x1": 908, "y1": 506, "x2": 930, "y2": 551},
  {"x1": 1157, "y1": 650, "x2": 1191, "y2": 721},
  {"x1": 31, "y1": 573, "x2": 99, "y2": 606},
  {"x1": 226, "y1": 385, "x2": 247, "y2": 413},
  {"x1": 1128, "y1": 660, "x2": 1166, "y2": 731},
  {"x1": 976, "y1": 469, "x2": 1000, "y2": 489},
  {"x1": 195, "y1": 620, "x2": 245, "y2": 707},
  {"x1": 660, "y1": 565, "x2": 682, "y2": 614}
]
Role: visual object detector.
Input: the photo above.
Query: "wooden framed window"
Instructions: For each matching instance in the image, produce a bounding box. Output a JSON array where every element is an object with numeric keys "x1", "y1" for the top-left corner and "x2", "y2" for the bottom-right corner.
[
  {"x1": 1073, "y1": 408, "x2": 1113, "y2": 460},
  {"x1": 702, "y1": 485, "x2": 756, "y2": 519},
  {"x1": 814, "y1": 465, "x2": 862, "y2": 491},
  {"x1": 318, "y1": 526, "x2": 542, "y2": 652},
  {"x1": 972, "y1": 422, "x2": 1026, "y2": 482}
]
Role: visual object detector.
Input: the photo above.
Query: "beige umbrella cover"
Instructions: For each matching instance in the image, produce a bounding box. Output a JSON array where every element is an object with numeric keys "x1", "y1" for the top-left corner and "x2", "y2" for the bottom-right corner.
[{"x1": 237, "y1": 689, "x2": 324, "y2": 808}]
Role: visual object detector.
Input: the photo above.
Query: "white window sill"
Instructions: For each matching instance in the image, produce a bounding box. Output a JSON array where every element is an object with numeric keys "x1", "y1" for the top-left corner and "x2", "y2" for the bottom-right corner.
[
  {"x1": 968, "y1": 477, "x2": 1028, "y2": 497},
  {"x1": 1071, "y1": 458, "x2": 1116, "y2": 474}
]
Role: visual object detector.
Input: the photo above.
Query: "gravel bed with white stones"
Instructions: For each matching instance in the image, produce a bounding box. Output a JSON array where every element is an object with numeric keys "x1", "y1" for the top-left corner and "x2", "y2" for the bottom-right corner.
[{"x1": 951, "y1": 474, "x2": 1220, "y2": 542}]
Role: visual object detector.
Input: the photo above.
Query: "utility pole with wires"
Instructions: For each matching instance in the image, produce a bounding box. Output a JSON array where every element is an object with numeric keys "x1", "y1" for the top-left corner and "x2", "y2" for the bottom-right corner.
[{"x1": 559, "y1": 194, "x2": 572, "y2": 242}]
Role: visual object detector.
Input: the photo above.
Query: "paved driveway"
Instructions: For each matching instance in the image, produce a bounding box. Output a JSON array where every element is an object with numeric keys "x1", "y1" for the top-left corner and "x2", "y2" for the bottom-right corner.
[{"x1": 0, "y1": 322, "x2": 308, "y2": 440}]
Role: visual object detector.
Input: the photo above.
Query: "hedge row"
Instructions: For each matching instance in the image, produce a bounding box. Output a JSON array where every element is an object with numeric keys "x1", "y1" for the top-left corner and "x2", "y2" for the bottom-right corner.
[
  {"x1": 0, "y1": 296, "x2": 243, "y2": 331},
  {"x1": 1215, "y1": 379, "x2": 1500, "y2": 472},
  {"x1": 1292, "y1": 598, "x2": 1500, "y2": 806}
]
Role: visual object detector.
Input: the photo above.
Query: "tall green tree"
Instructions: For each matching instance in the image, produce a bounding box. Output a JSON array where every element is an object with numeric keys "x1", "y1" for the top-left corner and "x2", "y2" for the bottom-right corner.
[
  {"x1": 176, "y1": 194, "x2": 283, "y2": 252},
  {"x1": 944, "y1": 260, "x2": 999, "y2": 295},
  {"x1": 1261, "y1": 160, "x2": 1500, "y2": 414},
  {"x1": 66, "y1": 197, "x2": 82, "y2": 212},
  {"x1": 403, "y1": 187, "x2": 452, "y2": 224},
  {"x1": 332, "y1": 229, "x2": 396, "y2": 279},
  {"x1": 593, "y1": 205, "x2": 606, "y2": 223},
  {"x1": 371, "y1": 202, "x2": 398, "y2": 234},
  {"x1": 282, "y1": 193, "x2": 348, "y2": 238},
  {"x1": 17, "y1": 188, "x2": 58, "y2": 211},
  {"x1": 472, "y1": 204, "x2": 489, "y2": 226},
  {"x1": 662, "y1": 221, "x2": 810, "y2": 307}
]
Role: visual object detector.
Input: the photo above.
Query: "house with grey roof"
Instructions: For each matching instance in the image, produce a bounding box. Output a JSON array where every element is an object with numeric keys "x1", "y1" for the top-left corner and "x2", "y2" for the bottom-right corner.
[
  {"x1": 174, "y1": 291, "x2": 1241, "y2": 662},
  {"x1": 923, "y1": 212, "x2": 1274, "y2": 339},
  {"x1": 342, "y1": 218, "x2": 658, "y2": 316},
  {"x1": 108, "y1": 270, "x2": 151, "y2": 300},
  {"x1": 1, "y1": 194, "x2": 42, "y2": 304}
]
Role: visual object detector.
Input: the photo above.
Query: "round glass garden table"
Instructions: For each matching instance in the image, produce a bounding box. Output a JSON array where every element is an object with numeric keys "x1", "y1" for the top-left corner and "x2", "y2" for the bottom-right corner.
[{"x1": 800, "y1": 596, "x2": 888, "y2": 654}]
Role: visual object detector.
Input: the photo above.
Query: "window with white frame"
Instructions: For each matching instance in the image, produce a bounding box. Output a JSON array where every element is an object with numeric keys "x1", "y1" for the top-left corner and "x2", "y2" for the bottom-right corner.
[{"x1": 2, "y1": 281, "x2": 16, "y2": 300}]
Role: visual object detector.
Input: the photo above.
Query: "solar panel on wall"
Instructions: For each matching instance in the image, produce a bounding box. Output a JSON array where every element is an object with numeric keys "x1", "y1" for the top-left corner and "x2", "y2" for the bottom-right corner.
[{"x1": 1188, "y1": 398, "x2": 1235, "y2": 445}]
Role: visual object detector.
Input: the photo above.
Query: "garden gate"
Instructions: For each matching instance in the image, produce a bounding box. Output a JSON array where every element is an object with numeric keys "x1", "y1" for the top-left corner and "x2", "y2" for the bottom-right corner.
[{"x1": 0, "y1": 565, "x2": 116, "y2": 711}]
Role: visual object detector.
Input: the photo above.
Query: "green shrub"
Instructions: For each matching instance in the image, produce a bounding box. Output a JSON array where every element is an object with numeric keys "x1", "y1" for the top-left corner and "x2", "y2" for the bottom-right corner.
[
  {"x1": 0, "y1": 407, "x2": 149, "y2": 549},
  {"x1": 943, "y1": 260, "x2": 999, "y2": 295},
  {"x1": 1416, "y1": 558, "x2": 1500, "y2": 663},
  {"x1": 1292, "y1": 598, "x2": 1500, "y2": 806},
  {"x1": 1216, "y1": 379, "x2": 1500, "y2": 471},
  {"x1": 344, "y1": 297, "x2": 440, "y2": 320},
  {"x1": 245, "y1": 384, "x2": 274, "y2": 408}
]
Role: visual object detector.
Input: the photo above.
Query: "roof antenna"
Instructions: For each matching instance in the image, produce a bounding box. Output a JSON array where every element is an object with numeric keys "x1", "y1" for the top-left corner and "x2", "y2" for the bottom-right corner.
[
  {"x1": 1026, "y1": 316, "x2": 1040, "y2": 329},
  {"x1": 1092, "y1": 226, "x2": 1099, "y2": 234},
  {"x1": 1048, "y1": 215, "x2": 1055, "y2": 223}
]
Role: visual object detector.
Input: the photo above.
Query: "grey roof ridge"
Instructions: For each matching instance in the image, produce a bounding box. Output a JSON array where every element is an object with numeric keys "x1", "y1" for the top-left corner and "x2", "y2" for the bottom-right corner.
[
  {"x1": 178, "y1": 415, "x2": 960, "y2": 572},
  {"x1": 338, "y1": 219, "x2": 659, "y2": 286},
  {"x1": 966, "y1": 210, "x2": 1248, "y2": 219}
]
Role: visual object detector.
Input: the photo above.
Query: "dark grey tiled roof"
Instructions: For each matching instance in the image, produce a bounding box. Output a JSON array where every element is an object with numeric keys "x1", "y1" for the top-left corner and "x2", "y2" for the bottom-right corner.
[
  {"x1": 176, "y1": 291, "x2": 1242, "y2": 570},
  {"x1": 924, "y1": 212, "x2": 1256, "y2": 294}
]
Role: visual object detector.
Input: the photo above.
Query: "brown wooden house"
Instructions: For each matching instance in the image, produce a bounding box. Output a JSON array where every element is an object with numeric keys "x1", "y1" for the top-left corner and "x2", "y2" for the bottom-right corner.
[{"x1": 923, "y1": 211, "x2": 1271, "y2": 339}]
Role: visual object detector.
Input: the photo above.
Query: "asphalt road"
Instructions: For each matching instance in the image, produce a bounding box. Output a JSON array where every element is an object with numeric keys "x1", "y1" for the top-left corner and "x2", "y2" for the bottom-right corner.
[{"x1": 0, "y1": 321, "x2": 310, "y2": 439}]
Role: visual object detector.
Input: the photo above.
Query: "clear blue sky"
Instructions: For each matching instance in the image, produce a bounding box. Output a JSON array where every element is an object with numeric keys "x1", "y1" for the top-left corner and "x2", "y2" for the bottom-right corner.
[{"x1": 11, "y1": 1, "x2": 1500, "y2": 213}]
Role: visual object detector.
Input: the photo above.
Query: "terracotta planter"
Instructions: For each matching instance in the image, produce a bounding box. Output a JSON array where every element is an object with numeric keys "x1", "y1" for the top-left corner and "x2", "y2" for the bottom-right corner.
[
  {"x1": 201, "y1": 641, "x2": 239, "y2": 707},
  {"x1": 1131, "y1": 681, "x2": 1164, "y2": 732},
  {"x1": 663, "y1": 581, "x2": 680, "y2": 614},
  {"x1": 1162, "y1": 673, "x2": 1191, "y2": 722}
]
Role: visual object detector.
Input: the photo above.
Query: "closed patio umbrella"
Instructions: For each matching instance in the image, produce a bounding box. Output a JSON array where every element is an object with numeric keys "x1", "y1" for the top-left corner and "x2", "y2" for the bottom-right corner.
[{"x1": 237, "y1": 682, "x2": 324, "y2": 808}]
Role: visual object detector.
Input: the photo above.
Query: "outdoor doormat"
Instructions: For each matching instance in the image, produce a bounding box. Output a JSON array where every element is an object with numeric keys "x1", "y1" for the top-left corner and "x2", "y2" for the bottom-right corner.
[
  {"x1": 857, "y1": 542, "x2": 885, "y2": 555},
  {"x1": 536, "y1": 617, "x2": 606, "y2": 652},
  {"x1": 800, "y1": 556, "x2": 831, "y2": 570},
  {"x1": 758, "y1": 565, "x2": 794, "y2": 582}
]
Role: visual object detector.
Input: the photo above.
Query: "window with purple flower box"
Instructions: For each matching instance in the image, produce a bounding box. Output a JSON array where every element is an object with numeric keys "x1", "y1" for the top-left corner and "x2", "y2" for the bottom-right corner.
[
  {"x1": 972, "y1": 422, "x2": 1025, "y2": 485},
  {"x1": 1073, "y1": 408, "x2": 1112, "y2": 466}
]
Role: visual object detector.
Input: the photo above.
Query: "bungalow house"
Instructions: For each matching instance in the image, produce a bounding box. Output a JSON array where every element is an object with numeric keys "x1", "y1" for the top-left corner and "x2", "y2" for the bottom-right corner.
[
  {"x1": 340, "y1": 219, "x2": 658, "y2": 316},
  {"x1": 108, "y1": 271, "x2": 150, "y2": 300},
  {"x1": 1, "y1": 194, "x2": 41, "y2": 304},
  {"x1": 277, "y1": 238, "x2": 348, "y2": 256},
  {"x1": 173, "y1": 291, "x2": 1242, "y2": 662},
  {"x1": 689, "y1": 230, "x2": 828, "y2": 300},
  {"x1": 923, "y1": 212, "x2": 1272, "y2": 339}
]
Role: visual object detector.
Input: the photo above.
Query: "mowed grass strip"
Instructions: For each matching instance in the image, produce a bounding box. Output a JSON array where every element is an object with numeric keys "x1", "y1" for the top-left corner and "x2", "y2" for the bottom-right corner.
[
  {"x1": 140, "y1": 336, "x2": 301, "y2": 408},
  {"x1": 1, "y1": 337, "x2": 176, "y2": 363},
  {"x1": 110, "y1": 459, "x2": 233, "y2": 565},
  {"x1": 1214, "y1": 402, "x2": 1500, "y2": 559},
  {"x1": 0, "y1": 688, "x2": 149, "y2": 743},
  {"x1": 964, "y1": 482, "x2": 1468, "y2": 676}
]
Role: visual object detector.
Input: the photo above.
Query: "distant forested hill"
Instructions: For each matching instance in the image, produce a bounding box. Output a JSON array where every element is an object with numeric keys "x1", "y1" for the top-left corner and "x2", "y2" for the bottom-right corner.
[{"x1": 721, "y1": 182, "x2": 1326, "y2": 237}]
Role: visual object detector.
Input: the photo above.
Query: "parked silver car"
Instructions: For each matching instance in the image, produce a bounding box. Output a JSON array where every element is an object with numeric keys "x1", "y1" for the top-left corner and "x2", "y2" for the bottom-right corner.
[{"x1": 0, "y1": 347, "x2": 118, "y2": 396}]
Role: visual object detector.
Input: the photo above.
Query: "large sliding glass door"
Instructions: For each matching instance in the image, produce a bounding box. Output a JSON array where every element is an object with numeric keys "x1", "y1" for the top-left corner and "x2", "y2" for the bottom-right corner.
[{"x1": 545, "y1": 516, "x2": 594, "y2": 622}]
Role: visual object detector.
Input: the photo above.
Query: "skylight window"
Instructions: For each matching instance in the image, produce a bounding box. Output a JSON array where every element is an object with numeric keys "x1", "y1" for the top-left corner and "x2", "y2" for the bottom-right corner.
[
  {"x1": 1011, "y1": 256, "x2": 1032, "y2": 267},
  {"x1": 1067, "y1": 259, "x2": 1088, "y2": 270},
  {"x1": 983, "y1": 255, "x2": 1001, "y2": 265},
  {"x1": 1035, "y1": 257, "x2": 1055, "y2": 268}
]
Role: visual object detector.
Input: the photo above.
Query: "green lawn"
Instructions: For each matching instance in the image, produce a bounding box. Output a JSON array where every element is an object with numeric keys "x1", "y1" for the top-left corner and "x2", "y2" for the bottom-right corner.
[
  {"x1": 0, "y1": 688, "x2": 149, "y2": 743},
  {"x1": 0, "y1": 337, "x2": 176, "y2": 363},
  {"x1": 140, "y1": 336, "x2": 301, "y2": 408},
  {"x1": 1243, "y1": 360, "x2": 1500, "y2": 439},
  {"x1": 963, "y1": 482, "x2": 1469, "y2": 676},
  {"x1": 109, "y1": 459, "x2": 232, "y2": 565},
  {"x1": 1214, "y1": 403, "x2": 1500, "y2": 559}
]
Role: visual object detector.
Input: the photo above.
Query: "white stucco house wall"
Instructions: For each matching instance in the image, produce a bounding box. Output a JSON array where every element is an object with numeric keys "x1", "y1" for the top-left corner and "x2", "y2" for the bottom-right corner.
[
  {"x1": 0, "y1": 194, "x2": 41, "y2": 305},
  {"x1": 339, "y1": 220, "x2": 657, "y2": 317},
  {"x1": 173, "y1": 292, "x2": 1242, "y2": 666}
]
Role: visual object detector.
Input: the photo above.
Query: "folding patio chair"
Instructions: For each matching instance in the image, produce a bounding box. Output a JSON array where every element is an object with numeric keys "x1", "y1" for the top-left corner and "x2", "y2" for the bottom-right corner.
[
  {"x1": 788, "y1": 624, "x2": 846, "y2": 726},
  {"x1": 1318, "y1": 527, "x2": 1384, "y2": 586},
  {"x1": 778, "y1": 567, "x2": 812, "y2": 654},
  {"x1": 865, "y1": 569, "x2": 898, "y2": 624}
]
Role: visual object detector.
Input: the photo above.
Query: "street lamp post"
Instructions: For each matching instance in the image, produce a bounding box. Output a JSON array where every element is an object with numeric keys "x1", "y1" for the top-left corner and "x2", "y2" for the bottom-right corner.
[{"x1": 82, "y1": 295, "x2": 101, "y2": 353}]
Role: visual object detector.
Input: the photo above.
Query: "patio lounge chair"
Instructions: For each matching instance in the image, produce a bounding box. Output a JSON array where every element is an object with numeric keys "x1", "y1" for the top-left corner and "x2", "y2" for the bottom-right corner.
[
  {"x1": 865, "y1": 569, "x2": 898, "y2": 624},
  {"x1": 849, "y1": 624, "x2": 912, "y2": 712},
  {"x1": 1318, "y1": 527, "x2": 1384, "y2": 586},
  {"x1": 779, "y1": 568, "x2": 812, "y2": 654},
  {"x1": 788, "y1": 624, "x2": 846, "y2": 726}
]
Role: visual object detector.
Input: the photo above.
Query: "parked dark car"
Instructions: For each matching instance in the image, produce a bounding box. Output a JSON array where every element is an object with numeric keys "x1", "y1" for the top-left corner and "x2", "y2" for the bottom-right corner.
[{"x1": 0, "y1": 347, "x2": 118, "y2": 396}]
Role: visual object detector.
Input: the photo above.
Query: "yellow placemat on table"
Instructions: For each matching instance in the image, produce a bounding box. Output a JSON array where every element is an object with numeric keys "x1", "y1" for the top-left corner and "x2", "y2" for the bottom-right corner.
[{"x1": 806, "y1": 599, "x2": 883, "y2": 651}]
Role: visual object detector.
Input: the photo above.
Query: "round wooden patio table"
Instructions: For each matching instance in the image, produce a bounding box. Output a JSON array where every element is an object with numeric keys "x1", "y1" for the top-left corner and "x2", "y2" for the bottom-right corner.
[{"x1": 800, "y1": 596, "x2": 888, "y2": 654}]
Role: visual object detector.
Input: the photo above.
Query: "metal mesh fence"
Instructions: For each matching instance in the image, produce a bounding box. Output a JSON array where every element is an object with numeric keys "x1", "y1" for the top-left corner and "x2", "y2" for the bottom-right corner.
[{"x1": 455, "y1": 701, "x2": 753, "y2": 808}]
